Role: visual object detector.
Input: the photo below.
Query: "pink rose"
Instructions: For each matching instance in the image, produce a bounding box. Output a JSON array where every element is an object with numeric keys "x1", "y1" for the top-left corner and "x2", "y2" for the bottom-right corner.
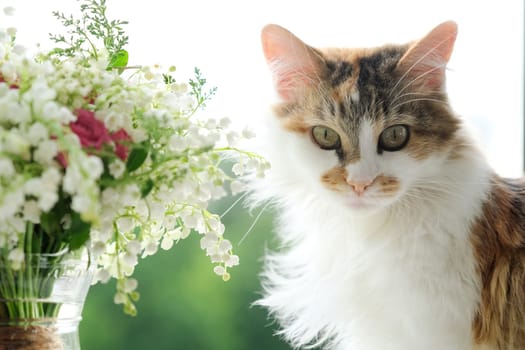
[
  {"x1": 110, "y1": 129, "x2": 131, "y2": 161},
  {"x1": 56, "y1": 109, "x2": 133, "y2": 167},
  {"x1": 70, "y1": 109, "x2": 112, "y2": 150}
]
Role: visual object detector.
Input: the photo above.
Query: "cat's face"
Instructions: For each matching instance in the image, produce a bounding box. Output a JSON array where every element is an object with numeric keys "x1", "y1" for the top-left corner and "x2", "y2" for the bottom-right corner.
[{"x1": 262, "y1": 22, "x2": 462, "y2": 213}]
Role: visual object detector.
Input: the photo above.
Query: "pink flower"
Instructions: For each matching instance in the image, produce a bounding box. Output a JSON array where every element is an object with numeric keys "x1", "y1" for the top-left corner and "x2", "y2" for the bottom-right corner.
[
  {"x1": 56, "y1": 151, "x2": 68, "y2": 168},
  {"x1": 57, "y1": 109, "x2": 133, "y2": 167},
  {"x1": 0, "y1": 74, "x2": 19, "y2": 89},
  {"x1": 110, "y1": 129, "x2": 131, "y2": 161},
  {"x1": 70, "y1": 109, "x2": 111, "y2": 150}
]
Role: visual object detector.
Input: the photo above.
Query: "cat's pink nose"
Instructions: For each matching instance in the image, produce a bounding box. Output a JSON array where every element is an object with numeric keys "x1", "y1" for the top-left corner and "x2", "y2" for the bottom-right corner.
[{"x1": 346, "y1": 179, "x2": 374, "y2": 196}]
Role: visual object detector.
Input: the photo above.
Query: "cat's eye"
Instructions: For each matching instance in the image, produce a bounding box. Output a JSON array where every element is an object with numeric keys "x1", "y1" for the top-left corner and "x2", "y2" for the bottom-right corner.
[
  {"x1": 378, "y1": 125, "x2": 410, "y2": 152},
  {"x1": 311, "y1": 126, "x2": 341, "y2": 150}
]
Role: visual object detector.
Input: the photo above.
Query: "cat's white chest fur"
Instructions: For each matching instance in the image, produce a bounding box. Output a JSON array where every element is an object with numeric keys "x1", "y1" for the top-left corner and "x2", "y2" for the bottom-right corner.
[
  {"x1": 253, "y1": 119, "x2": 492, "y2": 350},
  {"x1": 262, "y1": 194, "x2": 485, "y2": 350}
]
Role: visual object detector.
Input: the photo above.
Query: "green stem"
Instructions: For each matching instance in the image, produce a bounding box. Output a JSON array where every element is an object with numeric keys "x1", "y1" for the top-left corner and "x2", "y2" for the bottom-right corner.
[{"x1": 25, "y1": 222, "x2": 34, "y2": 318}]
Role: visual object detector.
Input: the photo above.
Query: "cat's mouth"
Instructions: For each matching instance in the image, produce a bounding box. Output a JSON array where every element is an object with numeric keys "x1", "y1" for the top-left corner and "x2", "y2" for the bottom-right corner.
[
  {"x1": 340, "y1": 187, "x2": 402, "y2": 212},
  {"x1": 342, "y1": 194, "x2": 378, "y2": 210}
]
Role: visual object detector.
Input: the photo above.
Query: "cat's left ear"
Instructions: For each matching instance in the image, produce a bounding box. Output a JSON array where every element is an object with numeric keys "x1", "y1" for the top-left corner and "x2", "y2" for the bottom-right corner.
[
  {"x1": 261, "y1": 24, "x2": 325, "y2": 102},
  {"x1": 396, "y1": 21, "x2": 458, "y2": 91}
]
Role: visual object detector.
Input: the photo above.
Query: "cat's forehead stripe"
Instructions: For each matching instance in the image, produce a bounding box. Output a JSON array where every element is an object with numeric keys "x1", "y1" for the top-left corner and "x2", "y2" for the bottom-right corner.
[{"x1": 326, "y1": 59, "x2": 353, "y2": 87}]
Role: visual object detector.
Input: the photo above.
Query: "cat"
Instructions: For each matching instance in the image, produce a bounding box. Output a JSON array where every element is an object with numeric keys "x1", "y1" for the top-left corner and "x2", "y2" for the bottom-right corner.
[{"x1": 249, "y1": 21, "x2": 525, "y2": 350}]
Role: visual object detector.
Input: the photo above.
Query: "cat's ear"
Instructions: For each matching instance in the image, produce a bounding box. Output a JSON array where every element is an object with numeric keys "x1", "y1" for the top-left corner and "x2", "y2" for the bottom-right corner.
[
  {"x1": 396, "y1": 21, "x2": 458, "y2": 91},
  {"x1": 261, "y1": 24, "x2": 325, "y2": 101}
]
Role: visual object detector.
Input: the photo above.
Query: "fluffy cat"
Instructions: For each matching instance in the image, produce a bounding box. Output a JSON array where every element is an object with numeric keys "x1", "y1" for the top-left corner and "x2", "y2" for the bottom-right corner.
[{"x1": 250, "y1": 21, "x2": 525, "y2": 350}]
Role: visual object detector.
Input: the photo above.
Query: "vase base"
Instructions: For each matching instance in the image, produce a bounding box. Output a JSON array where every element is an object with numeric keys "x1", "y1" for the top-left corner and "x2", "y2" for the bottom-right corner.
[{"x1": 0, "y1": 325, "x2": 63, "y2": 350}]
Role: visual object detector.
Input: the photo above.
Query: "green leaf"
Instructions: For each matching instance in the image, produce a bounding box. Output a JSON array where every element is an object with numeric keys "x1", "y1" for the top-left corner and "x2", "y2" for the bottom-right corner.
[
  {"x1": 132, "y1": 226, "x2": 141, "y2": 236},
  {"x1": 67, "y1": 213, "x2": 92, "y2": 251},
  {"x1": 107, "y1": 49, "x2": 128, "y2": 73},
  {"x1": 126, "y1": 147, "x2": 148, "y2": 172},
  {"x1": 140, "y1": 178, "x2": 154, "y2": 198}
]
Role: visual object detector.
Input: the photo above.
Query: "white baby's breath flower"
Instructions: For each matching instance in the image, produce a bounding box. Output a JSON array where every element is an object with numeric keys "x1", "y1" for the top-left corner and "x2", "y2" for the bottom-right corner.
[
  {"x1": 226, "y1": 131, "x2": 239, "y2": 146},
  {"x1": 160, "y1": 228, "x2": 182, "y2": 250},
  {"x1": 206, "y1": 216, "x2": 221, "y2": 233},
  {"x1": 1, "y1": 62, "x2": 16, "y2": 82},
  {"x1": 94, "y1": 268, "x2": 111, "y2": 284},
  {"x1": 0, "y1": 158, "x2": 15, "y2": 178},
  {"x1": 241, "y1": 127, "x2": 256, "y2": 139},
  {"x1": 232, "y1": 162, "x2": 244, "y2": 176},
  {"x1": 142, "y1": 238, "x2": 158, "y2": 257},
  {"x1": 12, "y1": 45, "x2": 26, "y2": 56},
  {"x1": 182, "y1": 212, "x2": 199, "y2": 229},
  {"x1": 211, "y1": 185, "x2": 227, "y2": 200},
  {"x1": 33, "y1": 139, "x2": 58, "y2": 165},
  {"x1": 102, "y1": 111, "x2": 125, "y2": 131},
  {"x1": 114, "y1": 292, "x2": 126, "y2": 304},
  {"x1": 4, "y1": 132, "x2": 30, "y2": 160},
  {"x1": 56, "y1": 106, "x2": 76, "y2": 124},
  {"x1": 0, "y1": 188, "x2": 24, "y2": 220},
  {"x1": 8, "y1": 248, "x2": 24, "y2": 270},
  {"x1": 71, "y1": 194, "x2": 92, "y2": 214},
  {"x1": 6, "y1": 27, "x2": 16, "y2": 37},
  {"x1": 23, "y1": 78, "x2": 56, "y2": 109},
  {"x1": 117, "y1": 216, "x2": 134, "y2": 233},
  {"x1": 225, "y1": 254, "x2": 240, "y2": 268},
  {"x1": 245, "y1": 158, "x2": 260, "y2": 172},
  {"x1": 123, "y1": 278, "x2": 138, "y2": 293},
  {"x1": 219, "y1": 117, "x2": 231, "y2": 128},
  {"x1": 213, "y1": 265, "x2": 225, "y2": 277},
  {"x1": 41, "y1": 168, "x2": 61, "y2": 187},
  {"x1": 3, "y1": 6, "x2": 15, "y2": 16},
  {"x1": 180, "y1": 227, "x2": 191, "y2": 239},
  {"x1": 91, "y1": 241, "x2": 106, "y2": 258},
  {"x1": 171, "y1": 82, "x2": 188, "y2": 96},
  {"x1": 126, "y1": 240, "x2": 142, "y2": 255},
  {"x1": 101, "y1": 187, "x2": 119, "y2": 206},
  {"x1": 217, "y1": 239, "x2": 232, "y2": 254},
  {"x1": 4, "y1": 101, "x2": 30, "y2": 125},
  {"x1": 121, "y1": 184, "x2": 141, "y2": 205},
  {"x1": 28, "y1": 123, "x2": 49, "y2": 145},
  {"x1": 24, "y1": 178, "x2": 43, "y2": 196},
  {"x1": 84, "y1": 156, "x2": 104, "y2": 179},
  {"x1": 38, "y1": 190, "x2": 58, "y2": 212},
  {"x1": 121, "y1": 251, "x2": 138, "y2": 268},
  {"x1": 109, "y1": 159, "x2": 125, "y2": 179},
  {"x1": 200, "y1": 232, "x2": 218, "y2": 251},
  {"x1": 63, "y1": 165, "x2": 82, "y2": 195},
  {"x1": 22, "y1": 200, "x2": 40, "y2": 223},
  {"x1": 230, "y1": 180, "x2": 247, "y2": 195}
]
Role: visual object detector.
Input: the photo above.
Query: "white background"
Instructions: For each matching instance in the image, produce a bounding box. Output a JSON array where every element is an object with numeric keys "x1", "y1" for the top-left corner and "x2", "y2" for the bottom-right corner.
[{"x1": 5, "y1": 0, "x2": 524, "y2": 177}]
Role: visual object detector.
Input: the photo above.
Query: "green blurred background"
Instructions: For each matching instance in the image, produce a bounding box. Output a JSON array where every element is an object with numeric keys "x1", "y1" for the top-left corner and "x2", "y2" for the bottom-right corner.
[{"x1": 79, "y1": 197, "x2": 291, "y2": 350}]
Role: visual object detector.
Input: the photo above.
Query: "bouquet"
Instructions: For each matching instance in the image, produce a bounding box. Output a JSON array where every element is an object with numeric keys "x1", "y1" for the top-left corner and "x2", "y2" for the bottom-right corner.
[{"x1": 0, "y1": 0, "x2": 268, "y2": 321}]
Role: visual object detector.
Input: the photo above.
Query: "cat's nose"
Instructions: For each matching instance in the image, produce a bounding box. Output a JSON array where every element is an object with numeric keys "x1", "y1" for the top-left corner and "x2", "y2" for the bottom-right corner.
[{"x1": 346, "y1": 178, "x2": 374, "y2": 196}]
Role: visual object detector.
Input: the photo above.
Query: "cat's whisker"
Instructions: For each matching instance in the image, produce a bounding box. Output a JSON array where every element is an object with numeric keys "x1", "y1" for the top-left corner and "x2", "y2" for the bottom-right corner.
[
  {"x1": 390, "y1": 91, "x2": 436, "y2": 106},
  {"x1": 238, "y1": 201, "x2": 270, "y2": 245},
  {"x1": 390, "y1": 97, "x2": 448, "y2": 112},
  {"x1": 220, "y1": 191, "x2": 249, "y2": 218},
  {"x1": 412, "y1": 178, "x2": 499, "y2": 188},
  {"x1": 404, "y1": 183, "x2": 467, "y2": 200},
  {"x1": 390, "y1": 63, "x2": 446, "y2": 103},
  {"x1": 388, "y1": 32, "x2": 453, "y2": 99}
]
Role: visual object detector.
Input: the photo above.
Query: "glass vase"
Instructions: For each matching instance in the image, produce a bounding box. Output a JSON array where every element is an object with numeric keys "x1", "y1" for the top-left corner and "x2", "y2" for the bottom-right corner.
[{"x1": 0, "y1": 250, "x2": 93, "y2": 350}]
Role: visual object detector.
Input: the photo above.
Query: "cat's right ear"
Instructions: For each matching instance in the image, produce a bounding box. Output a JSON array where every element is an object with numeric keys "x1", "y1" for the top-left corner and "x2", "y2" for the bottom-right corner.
[{"x1": 261, "y1": 24, "x2": 325, "y2": 102}]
